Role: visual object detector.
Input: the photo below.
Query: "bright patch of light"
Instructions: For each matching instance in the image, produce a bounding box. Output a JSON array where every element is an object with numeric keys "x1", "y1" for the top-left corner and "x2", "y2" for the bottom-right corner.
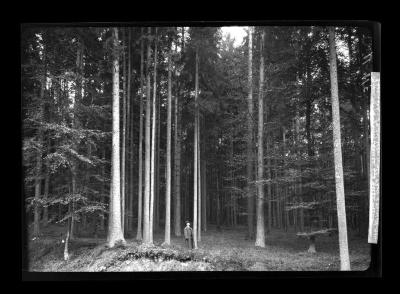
[{"x1": 221, "y1": 26, "x2": 247, "y2": 48}]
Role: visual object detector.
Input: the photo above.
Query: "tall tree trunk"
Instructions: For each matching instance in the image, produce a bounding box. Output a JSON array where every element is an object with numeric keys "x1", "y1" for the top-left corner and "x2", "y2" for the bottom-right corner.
[
  {"x1": 216, "y1": 167, "x2": 221, "y2": 231},
  {"x1": 107, "y1": 27, "x2": 126, "y2": 248},
  {"x1": 283, "y1": 128, "x2": 289, "y2": 232},
  {"x1": 246, "y1": 26, "x2": 255, "y2": 239},
  {"x1": 328, "y1": 27, "x2": 351, "y2": 270},
  {"x1": 193, "y1": 47, "x2": 199, "y2": 249},
  {"x1": 33, "y1": 41, "x2": 46, "y2": 238},
  {"x1": 197, "y1": 114, "x2": 201, "y2": 242},
  {"x1": 121, "y1": 28, "x2": 127, "y2": 235},
  {"x1": 127, "y1": 28, "x2": 133, "y2": 233},
  {"x1": 267, "y1": 132, "x2": 272, "y2": 233},
  {"x1": 173, "y1": 47, "x2": 182, "y2": 237},
  {"x1": 155, "y1": 83, "x2": 160, "y2": 232},
  {"x1": 202, "y1": 119, "x2": 207, "y2": 231},
  {"x1": 255, "y1": 30, "x2": 265, "y2": 247},
  {"x1": 143, "y1": 27, "x2": 152, "y2": 244},
  {"x1": 164, "y1": 39, "x2": 172, "y2": 245},
  {"x1": 42, "y1": 137, "x2": 50, "y2": 226},
  {"x1": 149, "y1": 27, "x2": 158, "y2": 244},
  {"x1": 137, "y1": 28, "x2": 145, "y2": 241},
  {"x1": 295, "y1": 109, "x2": 304, "y2": 232},
  {"x1": 70, "y1": 38, "x2": 84, "y2": 239},
  {"x1": 101, "y1": 148, "x2": 106, "y2": 231}
]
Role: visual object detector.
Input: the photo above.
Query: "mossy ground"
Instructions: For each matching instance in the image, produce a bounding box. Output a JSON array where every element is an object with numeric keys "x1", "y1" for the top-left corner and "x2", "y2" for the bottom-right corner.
[{"x1": 25, "y1": 224, "x2": 370, "y2": 272}]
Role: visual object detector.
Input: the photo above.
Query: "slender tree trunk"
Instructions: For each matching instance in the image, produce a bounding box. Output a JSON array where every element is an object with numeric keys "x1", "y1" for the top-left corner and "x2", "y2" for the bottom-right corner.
[
  {"x1": 193, "y1": 47, "x2": 199, "y2": 249},
  {"x1": 267, "y1": 135, "x2": 272, "y2": 233},
  {"x1": 328, "y1": 27, "x2": 351, "y2": 270},
  {"x1": 107, "y1": 27, "x2": 126, "y2": 248},
  {"x1": 143, "y1": 27, "x2": 152, "y2": 244},
  {"x1": 137, "y1": 28, "x2": 145, "y2": 241},
  {"x1": 246, "y1": 26, "x2": 255, "y2": 239},
  {"x1": 33, "y1": 42, "x2": 46, "y2": 238},
  {"x1": 149, "y1": 28, "x2": 158, "y2": 244},
  {"x1": 216, "y1": 168, "x2": 221, "y2": 231},
  {"x1": 43, "y1": 137, "x2": 50, "y2": 226},
  {"x1": 164, "y1": 40, "x2": 172, "y2": 245},
  {"x1": 197, "y1": 113, "x2": 201, "y2": 242},
  {"x1": 174, "y1": 53, "x2": 182, "y2": 237},
  {"x1": 255, "y1": 30, "x2": 265, "y2": 247},
  {"x1": 127, "y1": 29, "x2": 133, "y2": 233},
  {"x1": 101, "y1": 148, "x2": 106, "y2": 231},
  {"x1": 70, "y1": 38, "x2": 84, "y2": 239},
  {"x1": 295, "y1": 109, "x2": 304, "y2": 232},
  {"x1": 121, "y1": 28, "x2": 127, "y2": 235},
  {"x1": 155, "y1": 88, "x2": 160, "y2": 232}
]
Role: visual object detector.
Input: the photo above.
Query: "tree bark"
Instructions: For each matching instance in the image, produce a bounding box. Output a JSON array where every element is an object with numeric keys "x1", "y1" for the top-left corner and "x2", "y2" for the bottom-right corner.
[
  {"x1": 127, "y1": 28, "x2": 134, "y2": 233},
  {"x1": 121, "y1": 28, "x2": 127, "y2": 235},
  {"x1": 173, "y1": 42, "x2": 182, "y2": 237},
  {"x1": 246, "y1": 26, "x2": 255, "y2": 239},
  {"x1": 255, "y1": 30, "x2": 265, "y2": 247},
  {"x1": 164, "y1": 39, "x2": 172, "y2": 245},
  {"x1": 143, "y1": 27, "x2": 152, "y2": 244},
  {"x1": 33, "y1": 39, "x2": 46, "y2": 238},
  {"x1": 149, "y1": 27, "x2": 158, "y2": 244},
  {"x1": 328, "y1": 27, "x2": 351, "y2": 270},
  {"x1": 193, "y1": 47, "x2": 199, "y2": 249},
  {"x1": 137, "y1": 28, "x2": 145, "y2": 241},
  {"x1": 107, "y1": 27, "x2": 126, "y2": 248}
]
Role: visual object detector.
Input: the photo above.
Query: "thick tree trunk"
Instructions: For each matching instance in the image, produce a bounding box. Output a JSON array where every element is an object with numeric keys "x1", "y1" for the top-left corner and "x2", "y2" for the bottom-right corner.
[
  {"x1": 164, "y1": 42, "x2": 172, "y2": 245},
  {"x1": 246, "y1": 26, "x2": 255, "y2": 239},
  {"x1": 255, "y1": 30, "x2": 265, "y2": 247},
  {"x1": 107, "y1": 27, "x2": 126, "y2": 248},
  {"x1": 328, "y1": 27, "x2": 351, "y2": 270}
]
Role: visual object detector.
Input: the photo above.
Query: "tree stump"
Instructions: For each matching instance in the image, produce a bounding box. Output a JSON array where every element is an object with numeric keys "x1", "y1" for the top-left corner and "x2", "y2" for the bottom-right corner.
[{"x1": 297, "y1": 228, "x2": 337, "y2": 254}]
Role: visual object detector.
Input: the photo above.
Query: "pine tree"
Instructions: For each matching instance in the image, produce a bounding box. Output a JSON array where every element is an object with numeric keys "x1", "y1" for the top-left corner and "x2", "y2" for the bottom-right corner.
[
  {"x1": 255, "y1": 30, "x2": 265, "y2": 248},
  {"x1": 246, "y1": 26, "x2": 255, "y2": 239}
]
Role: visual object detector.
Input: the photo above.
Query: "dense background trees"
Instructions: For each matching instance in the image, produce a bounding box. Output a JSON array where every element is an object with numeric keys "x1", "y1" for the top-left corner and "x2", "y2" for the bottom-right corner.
[{"x1": 22, "y1": 25, "x2": 373, "y2": 268}]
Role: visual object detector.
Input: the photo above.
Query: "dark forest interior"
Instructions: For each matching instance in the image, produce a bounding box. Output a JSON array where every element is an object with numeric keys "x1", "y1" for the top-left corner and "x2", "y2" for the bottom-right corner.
[{"x1": 22, "y1": 24, "x2": 375, "y2": 272}]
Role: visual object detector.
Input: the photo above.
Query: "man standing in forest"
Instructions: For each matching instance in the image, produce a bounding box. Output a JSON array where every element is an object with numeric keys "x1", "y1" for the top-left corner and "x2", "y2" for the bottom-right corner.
[{"x1": 184, "y1": 221, "x2": 193, "y2": 249}]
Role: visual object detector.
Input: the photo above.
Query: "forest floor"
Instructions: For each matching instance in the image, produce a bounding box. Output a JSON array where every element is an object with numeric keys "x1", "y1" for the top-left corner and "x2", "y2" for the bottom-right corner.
[{"x1": 26, "y1": 224, "x2": 370, "y2": 272}]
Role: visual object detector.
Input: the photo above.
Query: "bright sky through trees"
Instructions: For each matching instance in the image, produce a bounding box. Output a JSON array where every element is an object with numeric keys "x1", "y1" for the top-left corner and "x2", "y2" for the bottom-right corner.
[{"x1": 221, "y1": 26, "x2": 247, "y2": 47}]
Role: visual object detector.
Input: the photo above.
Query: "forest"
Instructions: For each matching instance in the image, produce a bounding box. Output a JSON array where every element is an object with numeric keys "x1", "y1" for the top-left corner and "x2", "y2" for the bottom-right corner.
[{"x1": 22, "y1": 24, "x2": 375, "y2": 272}]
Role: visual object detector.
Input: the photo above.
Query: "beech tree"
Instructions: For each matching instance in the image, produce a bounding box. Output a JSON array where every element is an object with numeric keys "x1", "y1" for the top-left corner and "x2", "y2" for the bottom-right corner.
[
  {"x1": 328, "y1": 26, "x2": 350, "y2": 270},
  {"x1": 143, "y1": 27, "x2": 152, "y2": 244},
  {"x1": 107, "y1": 27, "x2": 126, "y2": 248}
]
